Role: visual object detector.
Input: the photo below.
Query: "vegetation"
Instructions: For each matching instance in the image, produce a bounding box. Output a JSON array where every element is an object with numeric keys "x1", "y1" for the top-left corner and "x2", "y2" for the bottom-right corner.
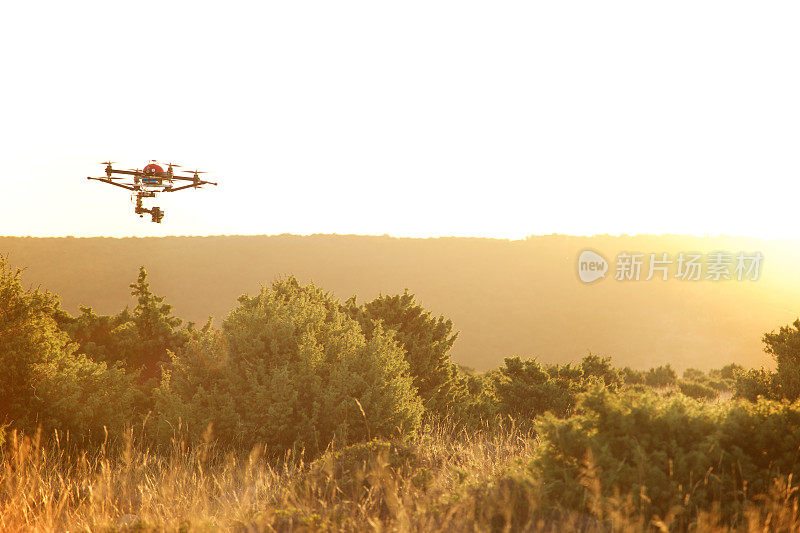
[
  {"x1": 1, "y1": 256, "x2": 800, "y2": 531},
  {"x1": 347, "y1": 291, "x2": 463, "y2": 416},
  {"x1": 154, "y1": 277, "x2": 423, "y2": 454},
  {"x1": 0, "y1": 258, "x2": 136, "y2": 441},
  {"x1": 57, "y1": 267, "x2": 191, "y2": 382}
]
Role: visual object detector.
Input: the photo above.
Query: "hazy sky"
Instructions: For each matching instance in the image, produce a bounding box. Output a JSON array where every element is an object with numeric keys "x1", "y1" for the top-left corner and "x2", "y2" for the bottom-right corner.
[{"x1": 2, "y1": 1, "x2": 798, "y2": 239}]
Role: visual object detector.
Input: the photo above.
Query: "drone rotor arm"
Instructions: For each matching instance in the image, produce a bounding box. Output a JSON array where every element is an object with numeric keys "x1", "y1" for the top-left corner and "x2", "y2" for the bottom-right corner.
[
  {"x1": 87, "y1": 177, "x2": 137, "y2": 191},
  {"x1": 164, "y1": 183, "x2": 201, "y2": 192},
  {"x1": 109, "y1": 169, "x2": 143, "y2": 177}
]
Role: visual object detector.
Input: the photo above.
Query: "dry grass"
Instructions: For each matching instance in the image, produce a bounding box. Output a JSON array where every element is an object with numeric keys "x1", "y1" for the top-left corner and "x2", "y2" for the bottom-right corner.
[{"x1": 0, "y1": 422, "x2": 798, "y2": 532}]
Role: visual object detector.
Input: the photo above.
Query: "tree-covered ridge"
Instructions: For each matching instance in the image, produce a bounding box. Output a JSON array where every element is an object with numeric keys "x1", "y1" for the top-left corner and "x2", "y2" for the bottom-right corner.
[{"x1": 4, "y1": 234, "x2": 798, "y2": 373}]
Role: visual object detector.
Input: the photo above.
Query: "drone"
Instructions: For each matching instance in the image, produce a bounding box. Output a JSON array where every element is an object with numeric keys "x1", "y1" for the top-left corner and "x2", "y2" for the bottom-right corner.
[{"x1": 87, "y1": 161, "x2": 218, "y2": 223}]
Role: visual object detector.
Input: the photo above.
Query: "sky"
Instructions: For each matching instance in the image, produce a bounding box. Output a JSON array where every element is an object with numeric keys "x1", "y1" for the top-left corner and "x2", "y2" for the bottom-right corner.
[{"x1": 1, "y1": 1, "x2": 799, "y2": 239}]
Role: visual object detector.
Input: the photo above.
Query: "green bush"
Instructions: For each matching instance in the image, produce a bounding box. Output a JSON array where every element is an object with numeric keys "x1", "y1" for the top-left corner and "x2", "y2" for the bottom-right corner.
[
  {"x1": 620, "y1": 366, "x2": 645, "y2": 385},
  {"x1": 705, "y1": 378, "x2": 734, "y2": 392},
  {"x1": 677, "y1": 379, "x2": 719, "y2": 400},
  {"x1": 644, "y1": 364, "x2": 677, "y2": 388},
  {"x1": 493, "y1": 357, "x2": 583, "y2": 420},
  {"x1": 579, "y1": 353, "x2": 622, "y2": 390},
  {"x1": 306, "y1": 439, "x2": 424, "y2": 497},
  {"x1": 155, "y1": 277, "x2": 423, "y2": 455},
  {"x1": 58, "y1": 267, "x2": 191, "y2": 382},
  {"x1": 734, "y1": 368, "x2": 780, "y2": 401},
  {"x1": 0, "y1": 258, "x2": 137, "y2": 441},
  {"x1": 682, "y1": 367, "x2": 706, "y2": 381},
  {"x1": 763, "y1": 318, "x2": 800, "y2": 401},
  {"x1": 346, "y1": 291, "x2": 463, "y2": 415},
  {"x1": 714, "y1": 363, "x2": 744, "y2": 380},
  {"x1": 493, "y1": 354, "x2": 623, "y2": 422},
  {"x1": 530, "y1": 387, "x2": 800, "y2": 527}
]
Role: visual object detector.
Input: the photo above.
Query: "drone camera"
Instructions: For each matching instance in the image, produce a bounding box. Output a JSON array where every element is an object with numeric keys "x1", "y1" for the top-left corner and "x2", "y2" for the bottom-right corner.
[{"x1": 151, "y1": 207, "x2": 164, "y2": 223}]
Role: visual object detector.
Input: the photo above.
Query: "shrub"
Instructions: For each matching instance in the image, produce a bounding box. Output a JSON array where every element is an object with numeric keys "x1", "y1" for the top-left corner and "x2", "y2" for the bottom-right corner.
[
  {"x1": 705, "y1": 378, "x2": 734, "y2": 392},
  {"x1": 531, "y1": 387, "x2": 800, "y2": 527},
  {"x1": 714, "y1": 362, "x2": 744, "y2": 380},
  {"x1": 620, "y1": 366, "x2": 645, "y2": 385},
  {"x1": 305, "y1": 439, "x2": 426, "y2": 500},
  {"x1": 677, "y1": 379, "x2": 719, "y2": 400},
  {"x1": 763, "y1": 318, "x2": 800, "y2": 401},
  {"x1": 492, "y1": 354, "x2": 627, "y2": 423},
  {"x1": 580, "y1": 353, "x2": 622, "y2": 390},
  {"x1": 734, "y1": 368, "x2": 780, "y2": 401},
  {"x1": 683, "y1": 367, "x2": 706, "y2": 381},
  {"x1": 644, "y1": 364, "x2": 677, "y2": 388},
  {"x1": 492, "y1": 357, "x2": 583, "y2": 420},
  {"x1": 346, "y1": 291, "x2": 462, "y2": 415},
  {"x1": 155, "y1": 277, "x2": 423, "y2": 455},
  {"x1": 58, "y1": 267, "x2": 190, "y2": 382},
  {"x1": 0, "y1": 258, "x2": 137, "y2": 441}
]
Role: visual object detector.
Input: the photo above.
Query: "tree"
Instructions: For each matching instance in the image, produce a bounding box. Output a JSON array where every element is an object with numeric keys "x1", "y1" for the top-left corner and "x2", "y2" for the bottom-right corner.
[
  {"x1": 155, "y1": 277, "x2": 423, "y2": 454},
  {"x1": 0, "y1": 258, "x2": 135, "y2": 440},
  {"x1": 493, "y1": 357, "x2": 583, "y2": 420},
  {"x1": 580, "y1": 353, "x2": 622, "y2": 390},
  {"x1": 347, "y1": 291, "x2": 462, "y2": 414},
  {"x1": 763, "y1": 318, "x2": 800, "y2": 401},
  {"x1": 58, "y1": 267, "x2": 190, "y2": 382},
  {"x1": 0, "y1": 258, "x2": 70, "y2": 425},
  {"x1": 645, "y1": 364, "x2": 677, "y2": 388}
]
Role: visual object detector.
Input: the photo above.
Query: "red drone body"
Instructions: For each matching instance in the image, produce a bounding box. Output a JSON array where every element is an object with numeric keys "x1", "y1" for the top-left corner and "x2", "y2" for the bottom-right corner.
[{"x1": 143, "y1": 163, "x2": 164, "y2": 174}]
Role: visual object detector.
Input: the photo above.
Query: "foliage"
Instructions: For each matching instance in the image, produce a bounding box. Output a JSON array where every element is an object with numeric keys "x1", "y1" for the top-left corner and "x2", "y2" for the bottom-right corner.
[
  {"x1": 677, "y1": 379, "x2": 719, "y2": 400},
  {"x1": 734, "y1": 368, "x2": 780, "y2": 402},
  {"x1": 713, "y1": 362, "x2": 744, "y2": 380},
  {"x1": 620, "y1": 366, "x2": 645, "y2": 385},
  {"x1": 763, "y1": 318, "x2": 800, "y2": 401},
  {"x1": 493, "y1": 357, "x2": 581, "y2": 420},
  {"x1": 579, "y1": 353, "x2": 622, "y2": 390},
  {"x1": 531, "y1": 387, "x2": 800, "y2": 528},
  {"x1": 644, "y1": 364, "x2": 677, "y2": 388},
  {"x1": 155, "y1": 277, "x2": 423, "y2": 455},
  {"x1": 346, "y1": 291, "x2": 463, "y2": 415},
  {"x1": 58, "y1": 267, "x2": 191, "y2": 382},
  {"x1": 0, "y1": 258, "x2": 136, "y2": 440},
  {"x1": 683, "y1": 367, "x2": 706, "y2": 381},
  {"x1": 493, "y1": 354, "x2": 622, "y2": 422}
]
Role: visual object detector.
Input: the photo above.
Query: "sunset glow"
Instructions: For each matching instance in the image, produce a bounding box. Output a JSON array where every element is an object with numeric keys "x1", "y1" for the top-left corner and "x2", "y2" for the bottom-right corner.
[{"x1": 2, "y1": 1, "x2": 799, "y2": 239}]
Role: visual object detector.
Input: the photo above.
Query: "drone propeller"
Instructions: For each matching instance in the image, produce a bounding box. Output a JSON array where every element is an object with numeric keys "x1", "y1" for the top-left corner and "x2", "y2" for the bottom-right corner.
[
  {"x1": 183, "y1": 170, "x2": 207, "y2": 175},
  {"x1": 167, "y1": 162, "x2": 181, "y2": 168},
  {"x1": 100, "y1": 161, "x2": 116, "y2": 166}
]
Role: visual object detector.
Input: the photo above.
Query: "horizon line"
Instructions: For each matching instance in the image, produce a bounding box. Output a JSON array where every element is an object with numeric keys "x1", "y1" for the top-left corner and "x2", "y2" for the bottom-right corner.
[{"x1": 1, "y1": 232, "x2": 799, "y2": 242}]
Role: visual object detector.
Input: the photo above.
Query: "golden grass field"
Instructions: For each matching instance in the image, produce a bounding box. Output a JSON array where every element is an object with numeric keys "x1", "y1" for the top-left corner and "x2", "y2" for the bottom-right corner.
[{"x1": 2, "y1": 420, "x2": 798, "y2": 532}]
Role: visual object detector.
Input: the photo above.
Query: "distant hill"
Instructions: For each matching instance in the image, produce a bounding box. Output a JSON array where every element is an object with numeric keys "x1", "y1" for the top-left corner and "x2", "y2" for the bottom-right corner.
[{"x1": 2, "y1": 234, "x2": 798, "y2": 372}]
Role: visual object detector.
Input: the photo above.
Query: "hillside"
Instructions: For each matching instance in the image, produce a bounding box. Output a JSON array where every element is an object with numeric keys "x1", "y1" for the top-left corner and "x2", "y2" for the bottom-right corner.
[{"x1": 2, "y1": 233, "x2": 798, "y2": 371}]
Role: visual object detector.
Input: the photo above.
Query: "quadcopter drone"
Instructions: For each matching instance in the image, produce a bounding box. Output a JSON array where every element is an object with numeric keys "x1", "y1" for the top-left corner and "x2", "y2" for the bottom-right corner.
[{"x1": 87, "y1": 161, "x2": 218, "y2": 223}]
